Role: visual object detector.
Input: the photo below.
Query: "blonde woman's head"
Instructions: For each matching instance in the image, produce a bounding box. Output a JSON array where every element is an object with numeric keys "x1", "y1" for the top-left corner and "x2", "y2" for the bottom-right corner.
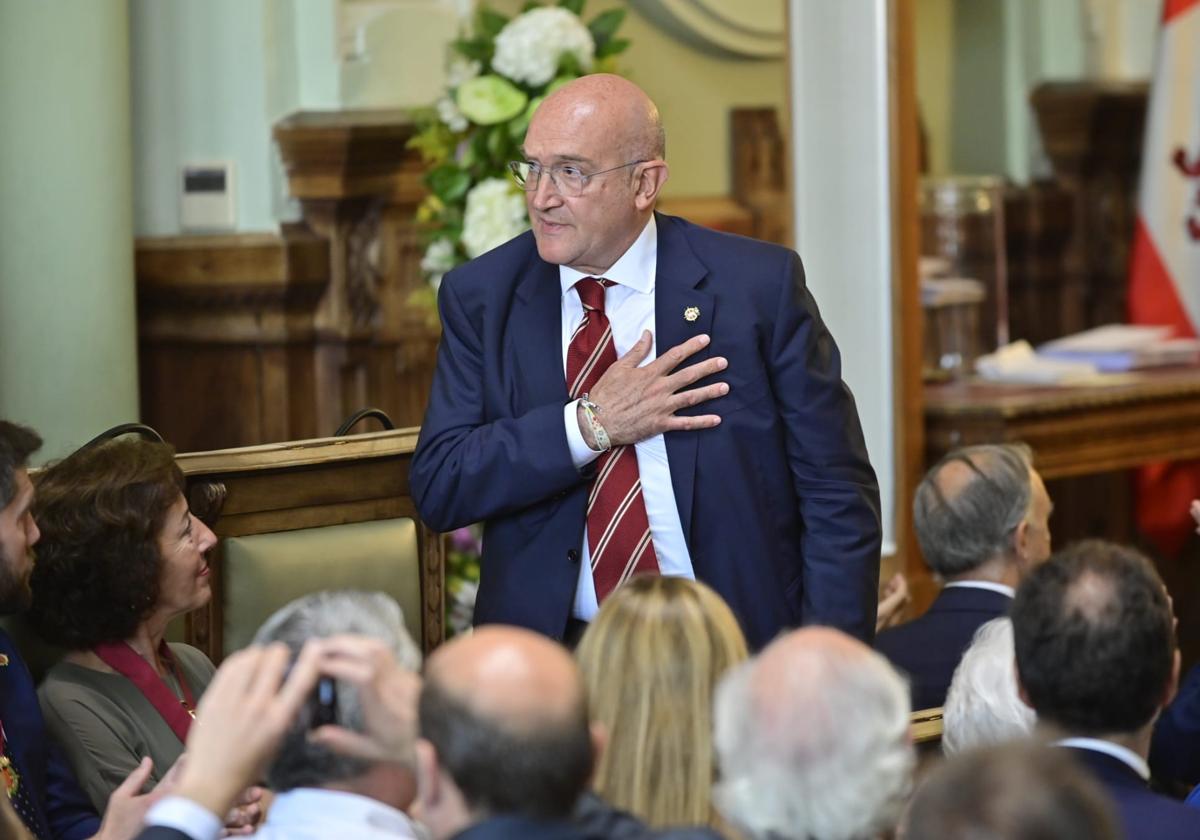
[{"x1": 576, "y1": 575, "x2": 748, "y2": 828}]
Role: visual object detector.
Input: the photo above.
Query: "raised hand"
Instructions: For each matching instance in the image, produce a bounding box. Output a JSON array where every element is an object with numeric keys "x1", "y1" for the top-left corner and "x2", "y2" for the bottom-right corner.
[
  {"x1": 308, "y1": 635, "x2": 422, "y2": 766},
  {"x1": 581, "y1": 331, "x2": 729, "y2": 447}
]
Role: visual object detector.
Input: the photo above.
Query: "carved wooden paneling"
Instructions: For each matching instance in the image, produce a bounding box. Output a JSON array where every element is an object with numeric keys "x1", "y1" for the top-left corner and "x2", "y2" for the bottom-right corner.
[
  {"x1": 137, "y1": 229, "x2": 330, "y2": 453},
  {"x1": 1031, "y1": 82, "x2": 1148, "y2": 333}
]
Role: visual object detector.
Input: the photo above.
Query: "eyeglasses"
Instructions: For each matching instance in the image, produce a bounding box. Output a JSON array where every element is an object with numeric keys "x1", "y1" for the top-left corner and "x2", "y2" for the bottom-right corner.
[{"x1": 508, "y1": 159, "x2": 649, "y2": 197}]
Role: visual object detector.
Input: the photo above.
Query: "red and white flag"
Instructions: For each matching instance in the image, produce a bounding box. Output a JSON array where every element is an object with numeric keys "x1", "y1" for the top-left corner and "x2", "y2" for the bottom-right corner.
[{"x1": 1128, "y1": 0, "x2": 1200, "y2": 556}]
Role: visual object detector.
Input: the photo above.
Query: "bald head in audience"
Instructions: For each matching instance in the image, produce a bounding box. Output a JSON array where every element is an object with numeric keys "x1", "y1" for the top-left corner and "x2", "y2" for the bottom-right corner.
[
  {"x1": 905, "y1": 741, "x2": 1120, "y2": 840},
  {"x1": 713, "y1": 627, "x2": 914, "y2": 840},
  {"x1": 414, "y1": 626, "x2": 597, "y2": 840}
]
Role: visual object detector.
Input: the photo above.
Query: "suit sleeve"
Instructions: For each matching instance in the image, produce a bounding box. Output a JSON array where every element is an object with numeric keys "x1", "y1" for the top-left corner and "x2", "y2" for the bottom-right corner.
[
  {"x1": 411, "y1": 275, "x2": 586, "y2": 532},
  {"x1": 42, "y1": 739, "x2": 101, "y2": 840},
  {"x1": 767, "y1": 252, "x2": 882, "y2": 641}
]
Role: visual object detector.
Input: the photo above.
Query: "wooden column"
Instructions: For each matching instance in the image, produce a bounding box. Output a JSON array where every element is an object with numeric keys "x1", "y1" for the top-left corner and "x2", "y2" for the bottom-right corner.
[
  {"x1": 274, "y1": 110, "x2": 440, "y2": 435},
  {"x1": 1031, "y1": 82, "x2": 1148, "y2": 334}
]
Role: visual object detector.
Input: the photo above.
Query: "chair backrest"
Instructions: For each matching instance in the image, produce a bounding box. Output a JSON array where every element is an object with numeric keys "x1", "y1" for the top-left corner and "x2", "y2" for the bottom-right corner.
[{"x1": 178, "y1": 428, "x2": 445, "y2": 661}]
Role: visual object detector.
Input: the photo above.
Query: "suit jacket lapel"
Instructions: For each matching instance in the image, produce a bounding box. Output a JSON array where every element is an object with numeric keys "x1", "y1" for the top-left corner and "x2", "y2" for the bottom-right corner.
[
  {"x1": 512, "y1": 254, "x2": 568, "y2": 409},
  {"x1": 654, "y1": 213, "x2": 712, "y2": 545}
]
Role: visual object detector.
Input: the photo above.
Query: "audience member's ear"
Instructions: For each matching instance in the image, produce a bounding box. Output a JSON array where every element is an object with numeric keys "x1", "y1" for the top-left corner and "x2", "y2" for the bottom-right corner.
[
  {"x1": 414, "y1": 739, "x2": 441, "y2": 810},
  {"x1": 587, "y1": 720, "x2": 608, "y2": 784},
  {"x1": 1165, "y1": 648, "x2": 1182, "y2": 709},
  {"x1": 1013, "y1": 519, "x2": 1032, "y2": 566},
  {"x1": 1014, "y1": 660, "x2": 1035, "y2": 711}
]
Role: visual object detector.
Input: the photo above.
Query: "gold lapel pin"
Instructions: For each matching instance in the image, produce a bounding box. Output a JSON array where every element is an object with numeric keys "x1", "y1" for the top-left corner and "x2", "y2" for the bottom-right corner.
[
  {"x1": 684, "y1": 306, "x2": 700, "y2": 322},
  {"x1": 0, "y1": 654, "x2": 8, "y2": 667}
]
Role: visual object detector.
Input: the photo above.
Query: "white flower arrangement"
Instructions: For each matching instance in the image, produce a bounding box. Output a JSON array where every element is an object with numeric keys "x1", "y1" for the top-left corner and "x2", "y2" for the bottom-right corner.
[
  {"x1": 461, "y1": 178, "x2": 530, "y2": 258},
  {"x1": 492, "y1": 6, "x2": 596, "y2": 87},
  {"x1": 409, "y1": 1, "x2": 629, "y2": 292}
]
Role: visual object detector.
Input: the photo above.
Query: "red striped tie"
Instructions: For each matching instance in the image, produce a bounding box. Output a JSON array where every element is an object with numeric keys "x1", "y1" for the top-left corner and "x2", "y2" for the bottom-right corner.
[{"x1": 566, "y1": 278, "x2": 659, "y2": 602}]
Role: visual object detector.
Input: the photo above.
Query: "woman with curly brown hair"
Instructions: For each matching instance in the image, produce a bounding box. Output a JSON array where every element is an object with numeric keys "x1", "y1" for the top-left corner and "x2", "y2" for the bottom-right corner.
[
  {"x1": 27, "y1": 438, "x2": 217, "y2": 813},
  {"x1": 574, "y1": 576, "x2": 748, "y2": 836}
]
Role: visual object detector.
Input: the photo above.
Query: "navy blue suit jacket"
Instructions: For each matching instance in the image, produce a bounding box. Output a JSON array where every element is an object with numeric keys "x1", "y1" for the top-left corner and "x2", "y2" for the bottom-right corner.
[
  {"x1": 1066, "y1": 746, "x2": 1200, "y2": 839},
  {"x1": 411, "y1": 214, "x2": 882, "y2": 648},
  {"x1": 0, "y1": 629, "x2": 99, "y2": 840},
  {"x1": 874, "y1": 585, "x2": 1011, "y2": 711},
  {"x1": 1151, "y1": 662, "x2": 1200, "y2": 786}
]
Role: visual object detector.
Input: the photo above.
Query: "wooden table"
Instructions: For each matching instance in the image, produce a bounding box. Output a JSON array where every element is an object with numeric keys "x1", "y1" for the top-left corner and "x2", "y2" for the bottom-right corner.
[{"x1": 925, "y1": 367, "x2": 1200, "y2": 479}]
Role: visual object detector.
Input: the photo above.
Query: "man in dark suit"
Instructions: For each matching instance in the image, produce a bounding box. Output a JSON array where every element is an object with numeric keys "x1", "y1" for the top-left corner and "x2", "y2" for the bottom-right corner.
[
  {"x1": 412, "y1": 74, "x2": 881, "y2": 649},
  {"x1": 1012, "y1": 539, "x2": 1200, "y2": 840},
  {"x1": 875, "y1": 444, "x2": 1052, "y2": 710}
]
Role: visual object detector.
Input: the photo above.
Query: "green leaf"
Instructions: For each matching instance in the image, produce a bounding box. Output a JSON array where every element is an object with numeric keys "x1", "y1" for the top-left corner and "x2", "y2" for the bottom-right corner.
[
  {"x1": 427, "y1": 165, "x2": 472, "y2": 204},
  {"x1": 521, "y1": 1, "x2": 542, "y2": 11},
  {"x1": 452, "y1": 37, "x2": 492, "y2": 63},
  {"x1": 556, "y1": 51, "x2": 583, "y2": 79},
  {"x1": 486, "y1": 123, "x2": 509, "y2": 161},
  {"x1": 596, "y1": 36, "x2": 630, "y2": 60},
  {"x1": 558, "y1": 0, "x2": 585, "y2": 15},
  {"x1": 587, "y1": 8, "x2": 625, "y2": 43},
  {"x1": 476, "y1": 8, "x2": 508, "y2": 38},
  {"x1": 457, "y1": 74, "x2": 529, "y2": 125}
]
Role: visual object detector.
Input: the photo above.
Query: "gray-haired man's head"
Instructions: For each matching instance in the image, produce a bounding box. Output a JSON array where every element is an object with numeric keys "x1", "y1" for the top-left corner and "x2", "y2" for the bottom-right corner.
[
  {"x1": 253, "y1": 590, "x2": 421, "y2": 793},
  {"x1": 913, "y1": 444, "x2": 1052, "y2": 580},
  {"x1": 713, "y1": 627, "x2": 914, "y2": 840}
]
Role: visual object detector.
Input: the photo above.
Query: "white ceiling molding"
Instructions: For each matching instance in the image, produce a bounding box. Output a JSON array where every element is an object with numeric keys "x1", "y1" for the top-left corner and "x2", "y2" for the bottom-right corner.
[{"x1": 629, "y1": 0, "x2": 786, "y2": 59}]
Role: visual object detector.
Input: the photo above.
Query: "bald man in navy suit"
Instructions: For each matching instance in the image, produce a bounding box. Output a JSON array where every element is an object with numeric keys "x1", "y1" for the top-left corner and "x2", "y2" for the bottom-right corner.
[{"x1": 876, "y1": 444, "x2": 1052, "y2": 711}]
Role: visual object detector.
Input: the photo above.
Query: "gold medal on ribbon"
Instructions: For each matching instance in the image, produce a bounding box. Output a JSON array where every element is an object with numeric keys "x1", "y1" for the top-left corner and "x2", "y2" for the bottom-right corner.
[{"x1": 0, "y1": 754, "x2": 19, "y2": 798}]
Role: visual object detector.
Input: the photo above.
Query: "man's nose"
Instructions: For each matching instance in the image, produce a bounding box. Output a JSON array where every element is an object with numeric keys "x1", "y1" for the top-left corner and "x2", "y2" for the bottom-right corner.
[{"x1": 529, "y1": 170, "x2": 561, "y2": 209}]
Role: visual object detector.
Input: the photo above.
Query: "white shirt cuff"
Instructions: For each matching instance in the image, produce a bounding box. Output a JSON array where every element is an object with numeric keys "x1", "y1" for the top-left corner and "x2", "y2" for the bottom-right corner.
[
  {"x1": 564, "y1": 400, "x2": 602, "y2": 469},
  {"x1": 145, "y1": 796, "x2": 223, "y2": 840}
]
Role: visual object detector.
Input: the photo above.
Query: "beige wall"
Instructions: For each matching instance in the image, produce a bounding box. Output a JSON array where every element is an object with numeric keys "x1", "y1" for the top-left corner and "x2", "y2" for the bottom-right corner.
[
  {"x1": 916, "y1": 0, "x2": 954, "y2": 175},
  {"x1": 491, "y1": 0, "x2": 789, "y2": 199}
]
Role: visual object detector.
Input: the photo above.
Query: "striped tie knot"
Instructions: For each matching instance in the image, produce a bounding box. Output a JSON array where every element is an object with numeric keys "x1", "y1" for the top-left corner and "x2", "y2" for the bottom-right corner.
[{"x1": 577, "y1": 277, "x2": 614, "y2": 312}]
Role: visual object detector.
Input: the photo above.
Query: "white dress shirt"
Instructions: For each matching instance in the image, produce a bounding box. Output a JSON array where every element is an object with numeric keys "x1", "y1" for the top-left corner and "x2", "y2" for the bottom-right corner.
[
  {"x1": 249, "y1": 788, "x2": 423, "y2": 839},
  {"x1": 558, "y1": 216, "x2": 695, "y2": 619},
  {"x1": 943, "y1": 580, "x2": 1016, "y2": 598},
  {"x1": 1054, "y1": 737, "x2": 1152, "y2": 781},
  {"x1": 144, "y1": 789, "x2": 424, "y2": 840}
]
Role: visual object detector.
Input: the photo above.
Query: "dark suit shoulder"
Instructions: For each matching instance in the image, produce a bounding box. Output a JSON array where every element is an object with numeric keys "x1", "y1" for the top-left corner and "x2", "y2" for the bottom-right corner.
[{"x1": 658, "y1": 213, "x2": 795, "y2": 267}]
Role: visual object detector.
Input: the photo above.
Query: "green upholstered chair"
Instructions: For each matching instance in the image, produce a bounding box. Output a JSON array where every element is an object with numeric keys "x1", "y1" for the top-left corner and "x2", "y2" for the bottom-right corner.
[
  {"x1": 179, "y1": 428, "x2": 445, "y2": 662},
  {"x1": 220, "y1": 518, "x2": 423, "y2": 655}
]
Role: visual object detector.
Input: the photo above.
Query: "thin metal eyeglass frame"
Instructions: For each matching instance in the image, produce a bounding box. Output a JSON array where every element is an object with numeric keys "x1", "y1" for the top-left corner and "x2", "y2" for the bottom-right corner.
[{"x1": 508, "y1": 159, "x2": 651, "y2": 196}]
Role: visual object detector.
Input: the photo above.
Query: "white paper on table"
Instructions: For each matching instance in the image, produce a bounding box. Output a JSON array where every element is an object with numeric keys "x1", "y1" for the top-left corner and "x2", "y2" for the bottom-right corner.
[{"x1": 976, "y1": 341, "x2": 1101, "y2": 385}]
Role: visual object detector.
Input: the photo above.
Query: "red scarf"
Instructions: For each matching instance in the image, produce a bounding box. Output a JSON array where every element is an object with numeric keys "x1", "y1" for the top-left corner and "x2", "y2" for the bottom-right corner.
[{"x1": 92, "y1": 640, "x2": 196, "y2": 743}]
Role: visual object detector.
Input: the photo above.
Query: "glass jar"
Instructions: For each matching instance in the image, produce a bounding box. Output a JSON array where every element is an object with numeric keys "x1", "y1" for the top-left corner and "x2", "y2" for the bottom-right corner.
[{"x1": 920, "y1": 176, "x2": 1010, "y2": 353}]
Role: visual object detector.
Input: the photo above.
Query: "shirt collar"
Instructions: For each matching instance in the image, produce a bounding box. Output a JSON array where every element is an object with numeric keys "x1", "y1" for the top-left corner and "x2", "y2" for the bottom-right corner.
[
  {"x1": 559, "y1": 216, "x2": 657, "y2": 296},
  {"x1": 266, "y1": 788, "x2": 421, "y2": 837},
  {"x1": 1054, "y1": 737, "x2": 1151, "y2": 781},
  {"x1": 943, "y1": 580, "x2": 1016, "y2": 598}
]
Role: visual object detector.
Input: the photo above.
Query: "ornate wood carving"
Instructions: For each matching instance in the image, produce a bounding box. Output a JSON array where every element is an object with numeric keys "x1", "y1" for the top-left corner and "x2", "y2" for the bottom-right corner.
[
  {"x1": 731, "y1": 107, "x2": 792, "y2": 247},
  {"x1": 1031, "y1": 82, "x2": 1148, "y2": 334},
  {"x1": 136, "y1": 229, "x2": 331, "y2": 452}
]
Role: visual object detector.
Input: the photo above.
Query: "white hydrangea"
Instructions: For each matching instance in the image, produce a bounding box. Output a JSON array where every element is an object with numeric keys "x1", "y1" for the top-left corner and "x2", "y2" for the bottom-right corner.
[
  {"x1": 436, "y1": 96, "x2": 468, "y2": 132},
  {"x1": 492, "y1": 7, "x2": 595, "y2": 88},
  {"x1": 446, "y1": 57, "x2": 481, "y2": 88},
  {"x1": 461, "y1": 178, "x2": 529, "y2": 258},
  {"x1": 421, "y1": 238, "x2": 457, "y2": 274}
]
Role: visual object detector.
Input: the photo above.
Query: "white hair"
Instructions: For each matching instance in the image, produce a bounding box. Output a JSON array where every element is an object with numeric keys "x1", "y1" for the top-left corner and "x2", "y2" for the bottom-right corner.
[
  {"x1": 713, "y1": 635, "x2": 914, "y2": 840},
  {"x1": 942, "y1": 617, "x2": 1035, "y2": 755}
]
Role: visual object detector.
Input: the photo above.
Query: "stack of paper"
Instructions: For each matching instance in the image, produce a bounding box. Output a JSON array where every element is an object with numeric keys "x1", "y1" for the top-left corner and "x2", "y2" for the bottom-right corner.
[
  {"x1": 1038, "y1": 325, "x2": 1200, "y2": 372},
  {"x1": 976, "y1": 341, "x2": 1100, "y2": 385}
]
